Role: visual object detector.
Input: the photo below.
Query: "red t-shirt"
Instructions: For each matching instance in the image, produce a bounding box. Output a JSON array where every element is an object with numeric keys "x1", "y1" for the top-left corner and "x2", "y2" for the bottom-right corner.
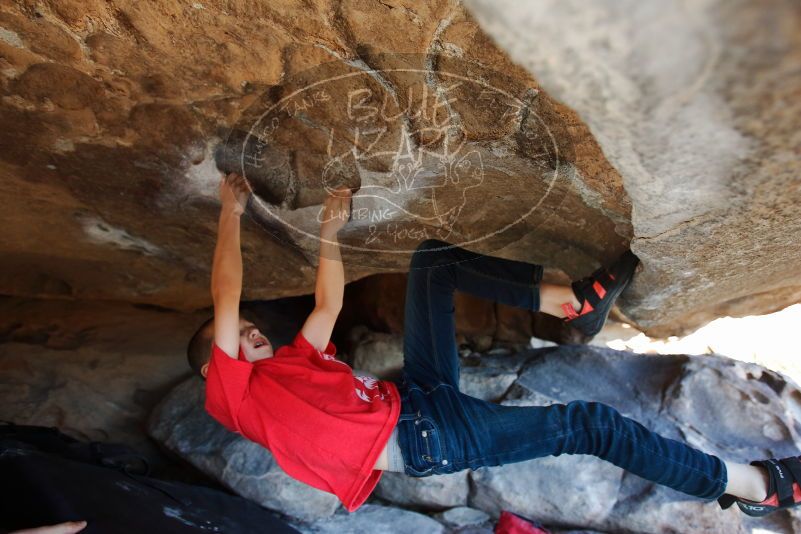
[{"x1": 204, "y1": 330, "x2": 400, "y2": 512}]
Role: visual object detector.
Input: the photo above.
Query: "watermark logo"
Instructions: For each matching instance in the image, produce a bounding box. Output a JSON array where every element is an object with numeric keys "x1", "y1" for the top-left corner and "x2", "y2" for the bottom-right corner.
[{"x1": 216, "y1": 53, "x2": 573, "y2": 261}]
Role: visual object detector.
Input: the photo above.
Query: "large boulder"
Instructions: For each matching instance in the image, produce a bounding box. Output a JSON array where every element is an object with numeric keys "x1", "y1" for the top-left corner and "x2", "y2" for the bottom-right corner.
[
  {"x1": 0, "y1": 0, "x2": 630, "y2": 315},
  {"x1": 4, "y1": 1, "x2": 798, "y2": 335},
  {"x1": 463, "y1": 0, "x2": 801, "y2": 334}
]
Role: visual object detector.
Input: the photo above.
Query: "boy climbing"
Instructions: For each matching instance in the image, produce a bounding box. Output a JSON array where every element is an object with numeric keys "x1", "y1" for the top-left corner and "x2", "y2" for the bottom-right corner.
[{"x1": 189, "y1": 172, "x2": 799, "y2": 517}]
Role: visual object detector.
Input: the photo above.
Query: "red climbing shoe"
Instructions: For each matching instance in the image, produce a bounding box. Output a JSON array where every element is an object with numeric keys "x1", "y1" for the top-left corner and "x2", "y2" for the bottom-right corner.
[
  {"x1": 718, "y1": 458, "x2": 801, "y2": 517},
  {"x1": 562, "y1": 250, "x2": 639, "y2": 337}
]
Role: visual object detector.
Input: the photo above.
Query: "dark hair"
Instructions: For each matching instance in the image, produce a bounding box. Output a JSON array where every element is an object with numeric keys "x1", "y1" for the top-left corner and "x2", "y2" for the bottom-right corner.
[{"x1": 187, "y1": 317, "x2": 215, "y2": 378}]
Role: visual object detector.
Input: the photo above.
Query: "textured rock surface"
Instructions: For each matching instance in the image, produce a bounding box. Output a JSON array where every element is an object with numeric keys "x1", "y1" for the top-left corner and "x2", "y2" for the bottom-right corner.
[
  {"x1": 291, "y1": 504, "x2": 445, "y2": 534},
  {"x1": 464, "y1": 0, "x2": 801, "y2": 334},
  {"x1": 2, "y1": 1, "x2": 796, "y2": 333},
  {"x1": 0, "y1": 296, "x2": 207, "y2": 477},
  {"x1": 0, "y1": 1, "x2": 617, "y2": 325},
  {"x1": 437, "y1": 506, "x2": 490, "y2": 528},
  {"x1": 148, "y1": 376, "x2": 341, "y2": 521},
  {"x1": 375, "y1": 470, "x2": 469, "y2": 510},
  {"x1": 349, "y1": 325, "x2": 405, "y2": 380},
  {"x1": 458, "y1": 351, "x2": 528, "y2": 401},
  {"x1": 469, "y1": 456, "x2": 623, "y2": 529}
]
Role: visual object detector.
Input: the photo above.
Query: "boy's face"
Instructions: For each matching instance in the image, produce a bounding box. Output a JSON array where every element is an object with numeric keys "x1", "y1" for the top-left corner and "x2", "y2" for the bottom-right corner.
[
  {"x1": 238, "y1": 318, "x2": 274, "y2": 362},
  {"x1": 200, "y1": 318, "x2": 273, "y2": 378}
]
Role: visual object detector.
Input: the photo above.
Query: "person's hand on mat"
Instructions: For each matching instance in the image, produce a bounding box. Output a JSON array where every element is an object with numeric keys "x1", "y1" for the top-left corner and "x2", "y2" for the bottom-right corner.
[
  {"x1": 219, "y1": 172, "x2": 252, "y2": 216},
  {"x1": 320, "y1": 187, "x2": 352, "y2": 237},
  {"x1": 10, "y1": 520, "x2": 87, "y2": 534}
]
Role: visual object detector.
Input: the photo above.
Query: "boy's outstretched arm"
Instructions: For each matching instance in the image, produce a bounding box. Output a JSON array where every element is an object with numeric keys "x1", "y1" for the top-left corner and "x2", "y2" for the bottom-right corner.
[
  {"x1": 212, "y1": 173, "x2": 252, "y2": 359},
  {"x1": 301, "y1": 188, "x2": 352, "y2": 352}
]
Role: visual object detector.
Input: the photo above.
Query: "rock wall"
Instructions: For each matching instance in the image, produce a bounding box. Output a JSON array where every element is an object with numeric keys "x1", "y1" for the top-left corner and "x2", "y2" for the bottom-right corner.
[
  {"x1": 463, "y1": 0, "x2": 801, "y2": 334},
  {"x1": 0, "y1": 0, "x2": 798, "y2": 335}
]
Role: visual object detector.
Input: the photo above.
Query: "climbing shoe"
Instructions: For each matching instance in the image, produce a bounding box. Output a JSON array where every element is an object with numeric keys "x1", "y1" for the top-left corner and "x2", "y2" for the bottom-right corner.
[
  {"x1": 562, "y1": 250, "x2": 639, "y2": 337},
  {"x1": 718, "y1": 458, "x2": 801, "y2": 517}
]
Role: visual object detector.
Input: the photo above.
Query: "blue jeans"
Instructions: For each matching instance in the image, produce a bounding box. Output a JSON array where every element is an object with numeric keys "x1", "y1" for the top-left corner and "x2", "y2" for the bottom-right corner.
[{"x1": 393, "y1": 239, "x2": 727, "y2": 500}]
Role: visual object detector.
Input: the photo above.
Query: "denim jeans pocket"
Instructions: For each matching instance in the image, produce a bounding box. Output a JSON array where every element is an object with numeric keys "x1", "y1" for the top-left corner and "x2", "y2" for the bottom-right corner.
[
  {"x1": 414, "y1": 416, "x2": 443, "y2": 464},
  {"x1": 400, "y1": 414, "x2": 449, "y2": 477}
]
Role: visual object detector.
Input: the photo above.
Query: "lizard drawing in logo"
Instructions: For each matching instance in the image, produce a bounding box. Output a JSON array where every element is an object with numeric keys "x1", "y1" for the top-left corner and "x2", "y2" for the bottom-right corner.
[{"x1": 322, "y1": 124, "x2": 484, "y2": 242}]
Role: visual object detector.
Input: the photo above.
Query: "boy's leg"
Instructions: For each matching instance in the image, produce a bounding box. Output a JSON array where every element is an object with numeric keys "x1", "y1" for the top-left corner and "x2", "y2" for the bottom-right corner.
[
  {"x1": 399, "y1": 239, "x2": 770, "y2": 507},
  {"x1": 401, "y1": 239, "x2": 637, "y2": 388},
  {"x1": 402, "y1": 239, "x2": 544, "y2": 389},
  {"x1": 399, "y1": 240, "x2": 734, "y2": 501},
  {"x1": 441, "y1": 395, "x2": 729, "y2": 500}
]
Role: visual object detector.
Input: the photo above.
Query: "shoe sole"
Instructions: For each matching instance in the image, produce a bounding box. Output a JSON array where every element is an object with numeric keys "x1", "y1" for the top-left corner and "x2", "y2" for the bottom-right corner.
[{"x1": 736, "y1": 501, "x2": 778, "y2": 517}]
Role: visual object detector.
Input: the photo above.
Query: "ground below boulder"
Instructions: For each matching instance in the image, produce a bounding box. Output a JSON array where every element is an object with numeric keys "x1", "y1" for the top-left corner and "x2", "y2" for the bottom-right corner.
[{"x1": 147, "y1": 330, "x2": 801, "y2": 533}]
